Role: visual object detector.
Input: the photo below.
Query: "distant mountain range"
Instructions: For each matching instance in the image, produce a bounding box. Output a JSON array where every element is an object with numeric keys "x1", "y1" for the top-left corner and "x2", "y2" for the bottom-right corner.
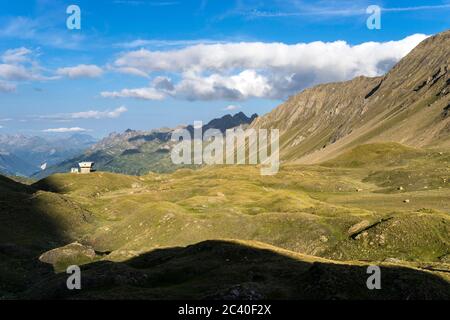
[
  {"x1": 0, "y1": 134, "x2": 97, "y2": 177},
  {"x1": 34, "y1": 112, "x2": 258, "y2": 179}
]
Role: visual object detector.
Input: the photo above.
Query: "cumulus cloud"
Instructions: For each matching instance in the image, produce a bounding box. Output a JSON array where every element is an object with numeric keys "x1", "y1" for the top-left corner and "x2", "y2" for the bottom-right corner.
[
  {"x1": 56, "y1": 64, "x2": 104, "y2": 79},
  {"x1": 152, "y1": 76, "x2": 174, "y2": 91},
  {"x1": 114, "y1": 34, "x2": 427, "y2": 74},
  {"x1": 107, "y1": 34, "x2": 428, "y2": 101},
  {"x1": 174, "y1": 70, "x2": 272, "y2": 100},
  {"x1": 43, "y1": 127, "x2": 88, "y2": 133}
]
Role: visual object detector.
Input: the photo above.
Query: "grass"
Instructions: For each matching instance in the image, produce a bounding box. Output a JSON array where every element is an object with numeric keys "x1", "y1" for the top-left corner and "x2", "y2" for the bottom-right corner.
[
  {"x1": 1, "y1": 142, "x2": 449, "y2": 299},
  {"x1": 28, "y1": 143, "x2": 449, "y2": 264}
]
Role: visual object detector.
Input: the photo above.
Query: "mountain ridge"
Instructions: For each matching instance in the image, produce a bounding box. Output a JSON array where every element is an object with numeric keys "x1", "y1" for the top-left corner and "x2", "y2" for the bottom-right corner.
[
  {"x1": 251, "y1": 29, "x2": 450, "y2": 164},
  {"x1": 34, "y1": 112, "x2": 258, "y2": 178}
]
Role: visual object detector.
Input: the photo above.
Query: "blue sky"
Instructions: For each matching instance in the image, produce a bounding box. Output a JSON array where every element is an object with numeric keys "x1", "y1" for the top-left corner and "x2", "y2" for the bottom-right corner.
[{"x1": 0, "y1": 0, "x2": 449, "y2": 137}]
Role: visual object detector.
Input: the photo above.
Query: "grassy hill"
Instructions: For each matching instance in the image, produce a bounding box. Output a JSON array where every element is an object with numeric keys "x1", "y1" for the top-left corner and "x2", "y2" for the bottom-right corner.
[{"x1": 1, "y1": 142, "x2": 448, "y2": 299}]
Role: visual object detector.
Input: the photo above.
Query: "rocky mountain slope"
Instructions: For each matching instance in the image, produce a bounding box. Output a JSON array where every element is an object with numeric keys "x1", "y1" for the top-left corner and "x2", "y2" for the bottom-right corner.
[{"x1": 252, "y1": 30, "x2": 450, "y2": 163}]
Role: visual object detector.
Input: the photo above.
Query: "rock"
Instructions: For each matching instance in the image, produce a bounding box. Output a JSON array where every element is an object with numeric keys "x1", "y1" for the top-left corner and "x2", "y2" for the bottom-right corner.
[
  {"x1": 376, "y1": 234, "x2": 386, "y2": 245},
  {"x1": 398, "y1": 186, "x2": 404, "y2": 191},
  {"x1": 348, "y1": 220, "x2": 371, "y2": 235},
  {"x1": 356, "y1": 188, "x2": 363, "y2": 192},
  {"x1": 39, "y1": 242, "x2": 97, "y2": 268},
  {"x1": 319, "y1": 235, "x2": 329, "y2": 243},
  {"x1": 403, "y1": 199, "x2": 410, "y2": 203}
]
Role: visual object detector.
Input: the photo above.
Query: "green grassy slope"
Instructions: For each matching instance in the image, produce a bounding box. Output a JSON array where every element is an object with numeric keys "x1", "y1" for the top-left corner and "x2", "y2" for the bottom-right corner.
[
  {"x1": 1, "y1": 142, "x2": 449, "y2": 299},
  {"x1": 32, "y1": 143, "x2": 450, "y2": 264}
]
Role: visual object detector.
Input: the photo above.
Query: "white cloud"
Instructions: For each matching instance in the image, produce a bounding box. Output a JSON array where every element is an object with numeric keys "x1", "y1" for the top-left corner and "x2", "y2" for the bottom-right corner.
[
  {"x1": 0, "y1": 48, "x2": 54, "y2": 89},
  {"x1": 174, "y1": 70, "x2": 272, "y2": 100},
  {"x1": 108, "y1": 34, "x2": 428, "y2": 101},
  {"x1": 101, "y1": 70, "x2": 272, "y2": 101},
  {"x1": 101, "y1": 87, "x2": 166, "y2": 100},
  {"x1": 114, "y1": 67, "x2": 149, "y2": 78},
  {"x1": 224, "y1": 105, "x2": 240, "y2": 111},
  {"x1": 56, "y1": 64, "x2": 103, "y2": 79},
  {"x1": 70, "y1": 106, "x2": 128, "y2": 119},
  {"x1": 0, "y1": 64, "x2": 35, "y2": 81},
  {"x1": 114, "y1": 34, "x2": 427, "y2": 74},
  {"x1": 2, "y1": 47, "x2": 32, "y2": 64},
  {"x1": 43, "y1": 127, "x2": 88, "y2": 133},
  {"x1": 41, "y1": 106, "x2": 128, "y2": 120}
]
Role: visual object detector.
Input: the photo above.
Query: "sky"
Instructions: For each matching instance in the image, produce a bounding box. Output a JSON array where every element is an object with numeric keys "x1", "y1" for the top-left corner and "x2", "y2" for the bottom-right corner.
[{"x1": 0, "y1": 0, "x2": 449, "y2": 138}]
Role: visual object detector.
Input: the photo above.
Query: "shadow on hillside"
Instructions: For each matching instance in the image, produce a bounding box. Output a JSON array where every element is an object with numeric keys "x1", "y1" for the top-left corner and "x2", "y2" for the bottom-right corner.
[
  {"x1": 23, "y1": 240, "x2": 450, "y2": 300},
  {"x1": 32, "y1": 175, "x2": 68, "y2": 194},
  {"x1": 0, "y1": 175, "x2": 78, "y2": 297}
]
